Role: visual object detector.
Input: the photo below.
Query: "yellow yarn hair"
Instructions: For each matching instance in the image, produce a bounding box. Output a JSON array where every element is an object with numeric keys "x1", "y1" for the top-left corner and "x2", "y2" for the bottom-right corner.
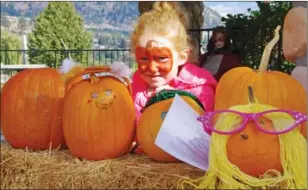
[{"x1": 178, "y1": 103, "x2": 307, "y2": 189}]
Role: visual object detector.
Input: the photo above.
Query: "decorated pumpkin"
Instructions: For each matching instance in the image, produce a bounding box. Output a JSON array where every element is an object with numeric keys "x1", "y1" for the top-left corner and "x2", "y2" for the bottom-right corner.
[
  {"x1": 1, "y1": 68, "x2": 65, "y2": 150},
  {"x1": 180, "y1": 86, "x2": 307, "y2": 189},
  {"x1": 136, "y1": 90, "x2": 205, "y2": 162},
  {"x1": 215, "y1": 26, "x2": 307, "y2": 137},
  {"x1": 62, "y1": 62, "x2": 136, "y2": 160}
]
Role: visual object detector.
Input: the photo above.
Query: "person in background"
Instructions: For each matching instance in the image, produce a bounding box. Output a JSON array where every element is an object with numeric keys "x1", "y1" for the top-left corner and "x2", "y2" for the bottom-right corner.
[{"x1": 199, "y1": 26, "x2": 242, "y2": 82}]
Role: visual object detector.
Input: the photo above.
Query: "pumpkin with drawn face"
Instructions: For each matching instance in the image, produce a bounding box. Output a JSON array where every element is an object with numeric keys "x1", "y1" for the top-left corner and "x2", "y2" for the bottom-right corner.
[
  {"x1": 62, "y1": 66, "x2": 136, "y2": 160},
  {"x1": 137, "y1": 90, "x2": 205, "y2": 162},
  {"x1": 226, "y1": 113, "x2": 282, "y2": 176}
]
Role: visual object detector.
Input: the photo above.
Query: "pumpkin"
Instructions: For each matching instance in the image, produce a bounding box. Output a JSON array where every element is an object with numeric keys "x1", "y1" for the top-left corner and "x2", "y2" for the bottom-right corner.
[
  {"x1": 215, "y1": 26, "x2": 307, "y2": 137},
  {"x1": 282, "y1": 6, "x2": 307, "y2": 63},
  {"x1": 137, "y1": 90, "x2": 205, "y2": 162},
  {"x1": 63, "y1": 66, "x2": 113, "y2": 93},
  {"x1": 1, "y1": 68, "x2": 65, "y2": 150},
  {"x1": 62, "y1": 67, "x2": 136, "y2": 160},
  {"x1": 180, "y1": 86, "x2": 307, "y2": 189}
]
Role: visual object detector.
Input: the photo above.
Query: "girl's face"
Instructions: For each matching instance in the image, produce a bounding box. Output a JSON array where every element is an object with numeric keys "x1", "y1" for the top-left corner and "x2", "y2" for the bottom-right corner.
[
  {"x1": 135, "y1": 33, "x2": 186, "y2": 88},
  {"x1": 213, "y1": 32, "x2": 225, "y2": 49}
]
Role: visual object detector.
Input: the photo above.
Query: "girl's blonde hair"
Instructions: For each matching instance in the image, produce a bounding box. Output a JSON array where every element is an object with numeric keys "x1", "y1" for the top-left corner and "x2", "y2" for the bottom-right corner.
[{"x1": 131, "y1": 2, "x2": 198, "y2": 63}]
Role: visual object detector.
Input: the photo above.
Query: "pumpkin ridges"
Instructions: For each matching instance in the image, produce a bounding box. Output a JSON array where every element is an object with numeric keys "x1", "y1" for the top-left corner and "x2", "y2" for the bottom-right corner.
[
  {"x1": 285, "y1": 73, "x2": 307, "y2": 136},
  {"x1": 113, "y1": 88, "x2": 135, "y2": 154},
  {"x1": 137, "y1": 98, "x2": 178, "y2": 162},
  {"x1": 6, "y1": 70, "x2": 32, "y2": 147},
  {"x1": 1, "y1": 73, "x2": 18, "y2": 146},
  {"x1": 1, "y1": 68, "x2": 65, "y2": 150},
  {"x1": 21, "y1": 70, "x2": 33, "y2": 147},
  {"x1": 36, "y1": 70, "x2": 63, "y2": 148},
  {"x1": 215, "y1": 68, "x2": 251, "y2": 109},
  {"x1": 223, "y1": 70, "x2": 252, "y2": 108},
  {"x1": 32, "y1": 70, "x2": 64, "y2": 148},
  {"x1": 63, "y1": 77, "x2": 135, "y2": 160},
  {"x1": 137, "y1": 96, "x2": 204, "y2": 162}
]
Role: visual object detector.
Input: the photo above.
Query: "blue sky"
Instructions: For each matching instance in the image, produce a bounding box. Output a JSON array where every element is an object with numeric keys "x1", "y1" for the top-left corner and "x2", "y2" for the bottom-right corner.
[{"x1": 204, "y1": 2, "x2": 259, "y2": 16}]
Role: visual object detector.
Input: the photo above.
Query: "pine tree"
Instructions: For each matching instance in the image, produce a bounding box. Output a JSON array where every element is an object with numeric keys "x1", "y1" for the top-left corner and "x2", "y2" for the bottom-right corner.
[{"x1": 28, "y1": 2, "x2": 92, "y2": 67}]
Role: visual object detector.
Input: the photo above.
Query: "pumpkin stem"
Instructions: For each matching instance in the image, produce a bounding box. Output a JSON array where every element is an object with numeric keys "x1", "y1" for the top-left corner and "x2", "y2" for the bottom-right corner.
[
  {"x1": 90, "y1": 74, "x2": 100, "y2": 84},
  {"x1": 248, "y1": 86, "x2": 256, "y2": 103},
  {"x1": 258, "y1": 25, "x2": 281, "y2": 72}
]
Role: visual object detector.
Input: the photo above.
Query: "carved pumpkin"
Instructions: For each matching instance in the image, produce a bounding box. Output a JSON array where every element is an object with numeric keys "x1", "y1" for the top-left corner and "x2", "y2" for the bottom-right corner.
[
  {"x1": 180, "y1": 86, "x2": 307, "y2": 189},
  {"x1": 1, "y1": 68, "x2": 65, "y2": 150},
  {"x1": 62, "y1": 67, "x2": 136, "y2": 160},
  {"x1": 137, "y1": 90, "x2": 205, "y2": 162},
  {"x1": 215, "y1": 26, "x2": 307, "y2": 137}
]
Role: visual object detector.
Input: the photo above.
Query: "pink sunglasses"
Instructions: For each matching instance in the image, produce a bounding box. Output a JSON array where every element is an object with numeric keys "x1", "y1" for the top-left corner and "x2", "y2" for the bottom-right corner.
[{"x1": 197, "y1": 109, "x2": 307, "y2": 135}]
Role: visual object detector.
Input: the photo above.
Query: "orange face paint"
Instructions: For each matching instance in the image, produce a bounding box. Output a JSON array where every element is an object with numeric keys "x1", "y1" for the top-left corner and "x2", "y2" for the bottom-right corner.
[{"x1": 135, "y1": 40, "x2": 173, "y2": 75}]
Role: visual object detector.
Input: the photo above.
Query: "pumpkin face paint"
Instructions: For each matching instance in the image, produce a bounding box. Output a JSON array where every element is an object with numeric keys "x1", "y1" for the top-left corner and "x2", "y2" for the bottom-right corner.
[
  {"x1": 135, "y1": 39, "x2": 178, "y2": 88},
  {"x1": 136, "y1": 40, "x2": 174, "y2": 74}
]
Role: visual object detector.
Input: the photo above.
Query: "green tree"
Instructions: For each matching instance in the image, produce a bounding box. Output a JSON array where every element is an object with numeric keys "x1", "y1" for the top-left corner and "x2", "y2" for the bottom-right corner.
[
  {"x1": 0, "y1": 30, "x2": 22, "y2": 65},
  {"x1": 28, "y1": 2, "x2": 92, "y2": 67},
  {"x1": 222, "y1": 2, "x2": 294, "y2": 73}
]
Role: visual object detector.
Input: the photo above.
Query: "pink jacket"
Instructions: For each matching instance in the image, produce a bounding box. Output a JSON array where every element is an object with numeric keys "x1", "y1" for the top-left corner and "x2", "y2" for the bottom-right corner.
[{"x1": 132, "y1": 63, "x2": 217, "y2": 119}]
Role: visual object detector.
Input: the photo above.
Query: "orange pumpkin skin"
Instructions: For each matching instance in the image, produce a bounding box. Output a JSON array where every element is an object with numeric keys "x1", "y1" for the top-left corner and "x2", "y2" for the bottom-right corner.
[
  {"x1": 1, "y1": 68, "x2": 65, "y2": 150},
  {"x1": 215, "y1": 67, "x2": 307, "y2": 137},
  {"x1": 63, "y1": 75, "x2": 136, "y2": 160},
  {"x1": 65, "y1": 66, "x2": 112, "y2": 93},
  {"x1": 137, "y1": 96, "x2": 204, "y2": 162},
  {"x1": 227, "y1": 119, "x2": 282, "y2": 177}
]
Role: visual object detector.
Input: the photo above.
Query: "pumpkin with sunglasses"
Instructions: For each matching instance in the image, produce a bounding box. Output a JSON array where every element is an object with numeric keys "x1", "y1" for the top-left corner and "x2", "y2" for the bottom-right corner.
[{"x1": 180, "y1": 86, "x2": 307, "y2": 189}]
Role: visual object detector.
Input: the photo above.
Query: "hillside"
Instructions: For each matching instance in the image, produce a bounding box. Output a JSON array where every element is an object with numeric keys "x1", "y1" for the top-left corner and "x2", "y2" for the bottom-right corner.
[{"x1": 1, "y1": 1, "x2": 222, "y2": 32}]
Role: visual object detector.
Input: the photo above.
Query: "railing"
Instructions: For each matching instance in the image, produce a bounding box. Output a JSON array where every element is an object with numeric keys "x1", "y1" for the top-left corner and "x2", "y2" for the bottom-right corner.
[
  {"x1": 1, "y1": 25, "x2": 296, "y2": 87},
  {"x1": 0, "y1": 49, "x2": 137, "y2": 86},
  {"x1": 0, "y1": 49, "x2": 136, "y2": 68}
]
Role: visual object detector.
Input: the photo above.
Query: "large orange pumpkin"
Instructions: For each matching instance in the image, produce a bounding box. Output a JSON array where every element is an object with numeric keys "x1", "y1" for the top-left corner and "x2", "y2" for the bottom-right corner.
[
  {"x1": 137, "y1": 90, "x2": 205, "y2": 162},
  {"x1": 1, "y1": 68, "x2": 65, "y2": 150},
  {"x1": 62, "y1": 68, "x2": 136, "y2": 160},
  {"x1": 215, "y1": 26, "x2": 307, "y2": 137}
]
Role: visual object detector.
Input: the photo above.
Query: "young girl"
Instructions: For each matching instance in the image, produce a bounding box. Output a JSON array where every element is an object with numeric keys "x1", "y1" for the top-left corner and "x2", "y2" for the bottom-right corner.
[{"x1": 131, "y1": 2, "x2": 217, "y2": 119}]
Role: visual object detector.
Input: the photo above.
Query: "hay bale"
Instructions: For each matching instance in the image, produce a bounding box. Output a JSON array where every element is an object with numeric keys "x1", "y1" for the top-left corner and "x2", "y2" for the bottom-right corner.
[{"x1": 1, "y1": 143, "x2": 204, "y2": 189}]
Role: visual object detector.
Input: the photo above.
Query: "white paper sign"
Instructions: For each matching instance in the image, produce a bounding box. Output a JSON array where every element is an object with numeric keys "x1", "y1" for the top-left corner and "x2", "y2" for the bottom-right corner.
[{"x1": 155, "y1": 94, "x2": 211, "y2": 171}]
